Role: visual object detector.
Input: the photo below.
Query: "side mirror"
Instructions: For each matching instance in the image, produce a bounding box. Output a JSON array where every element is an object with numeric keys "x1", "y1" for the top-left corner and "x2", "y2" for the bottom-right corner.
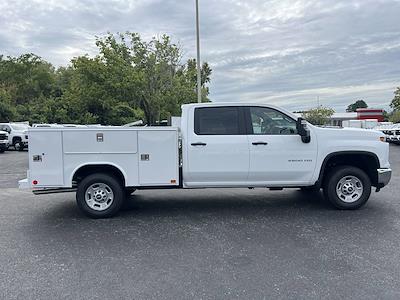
[{"x1": 296, "y1": 118, "x2": 311, "y2": 143}]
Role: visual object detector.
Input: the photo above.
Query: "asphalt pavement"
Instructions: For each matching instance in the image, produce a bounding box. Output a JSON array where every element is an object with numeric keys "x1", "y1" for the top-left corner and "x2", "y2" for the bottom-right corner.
[{"x1": 0, "y1": 146, "x2": 399, "y2": 299}]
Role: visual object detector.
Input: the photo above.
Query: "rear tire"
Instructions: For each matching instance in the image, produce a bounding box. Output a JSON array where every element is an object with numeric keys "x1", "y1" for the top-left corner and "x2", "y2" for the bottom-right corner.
[
  {"x1": 323, "y1": 166, "x2": 371, "y2": 210},
  {"x1": 76, "y1": 173, "x2": 125, "y2": 218}
]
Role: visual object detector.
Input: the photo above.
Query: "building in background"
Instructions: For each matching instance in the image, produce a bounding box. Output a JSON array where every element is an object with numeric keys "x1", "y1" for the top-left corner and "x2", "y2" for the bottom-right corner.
[
  {"x1": 296, "y1": 108, "x2": 385, "y2": 127},
  {"x1": 328, "y1": 112, "x2": 358, "y2": 127},
  {"x1": 329, "y1": 109, "x2": 384, "y2": 126},
  {"x1": 356, "y1": 108, "x2": 384, "y2": 122}
]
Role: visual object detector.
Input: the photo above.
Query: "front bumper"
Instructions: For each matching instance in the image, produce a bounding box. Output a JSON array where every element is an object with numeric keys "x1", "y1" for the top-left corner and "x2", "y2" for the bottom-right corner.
[
  {"x1": 377, "y1": 168, "x2": 392, "y2": 187},
  {"x1": 0, "y1": 140, "x2": 9, "y2": 149}
]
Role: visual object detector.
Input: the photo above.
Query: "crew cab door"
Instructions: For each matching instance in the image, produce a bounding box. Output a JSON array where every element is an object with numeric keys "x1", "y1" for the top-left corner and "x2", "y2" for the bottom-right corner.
[
  {"x1": 184, "y1": 106, "x2": 249, "y2": 187},
  {"x1": 245, "y1": 106, "x2": 317, "y2": 185}
]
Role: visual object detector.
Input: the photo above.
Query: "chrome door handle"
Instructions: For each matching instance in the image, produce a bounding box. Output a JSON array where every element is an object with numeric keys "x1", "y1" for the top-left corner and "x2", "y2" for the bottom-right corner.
[
  {"x1": 191, "y1": 142, "x2": 207, "y2": 146},
  {"x1": 252, "y1": 141, "x2": 268, "y2": 145}
]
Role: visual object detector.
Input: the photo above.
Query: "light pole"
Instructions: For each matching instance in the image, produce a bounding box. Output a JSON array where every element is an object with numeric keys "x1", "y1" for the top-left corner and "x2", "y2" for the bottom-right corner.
[{"x1": 195, "y1": 0, "x2": 201, "y2": 103}]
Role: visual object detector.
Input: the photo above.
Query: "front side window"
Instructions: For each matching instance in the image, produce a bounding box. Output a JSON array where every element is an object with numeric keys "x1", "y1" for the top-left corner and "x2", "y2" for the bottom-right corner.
[
  {"x1": 250, "y1": 107, "x2": 297, "y2": 135},
  {"x1": 194, "y1": 107, "x2": 242, "y2": 135},
  {"x1": 0, "y1": 125, "x2": 11, "y2": 132}
]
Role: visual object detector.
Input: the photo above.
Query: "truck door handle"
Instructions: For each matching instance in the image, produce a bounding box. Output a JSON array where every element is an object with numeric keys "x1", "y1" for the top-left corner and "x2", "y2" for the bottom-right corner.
[
  {"x1": 252, "y1": 141, "x2": 268, "y2": 145},
  {"x1": 191, "y1": 142, "x2": 207, "y2": 146}
]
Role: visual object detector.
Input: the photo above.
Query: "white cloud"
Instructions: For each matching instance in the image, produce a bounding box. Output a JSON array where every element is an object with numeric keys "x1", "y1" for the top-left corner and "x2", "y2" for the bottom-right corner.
[{"x1": 0, "y1": 0, "x2": 399, "y2": 110}]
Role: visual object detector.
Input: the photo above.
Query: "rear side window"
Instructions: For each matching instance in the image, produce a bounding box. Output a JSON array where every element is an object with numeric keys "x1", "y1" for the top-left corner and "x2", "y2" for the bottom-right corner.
[{"x1": 194, "y1": 107, "x2": 243, "y2": 135}]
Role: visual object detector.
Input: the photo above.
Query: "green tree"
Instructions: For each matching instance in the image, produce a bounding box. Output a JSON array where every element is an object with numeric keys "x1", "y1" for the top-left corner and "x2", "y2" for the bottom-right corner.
[
  {"x1": 346, "y1": 100, "x2": 368, "y2": 112},
  {"x1": 390, "y1": 87, "x2": 400, "y2": 111},
  {"x1": 0, "y1": 53, "x2": 59, "y2": 123},
  {"x1": 0, "y1": 32, "x2": 212, "y2": 125},
  {"x1": 0, "y1": 89, "x2": 16, "y2": 121},
  {"x1": 61, "y1": 32, "x2": 212, "y2": 125},
  {"x1": 389, "y1": 110, "x2": 400, "y2": 123},
  {"x1": 382, "y1": 110, "x2": 390, "y2": 122},
  {"x1": 0, "y1": 54, "x2": 56, "y2": 105},
  {"x1": 302, "y1": 106, "x2": 335, "y2": 125}
]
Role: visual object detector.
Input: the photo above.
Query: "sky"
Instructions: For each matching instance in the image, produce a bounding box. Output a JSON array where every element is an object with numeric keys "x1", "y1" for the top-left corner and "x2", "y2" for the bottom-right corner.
[{"x1": 0, "y1": 0, "x2": 399, "y2": 112}]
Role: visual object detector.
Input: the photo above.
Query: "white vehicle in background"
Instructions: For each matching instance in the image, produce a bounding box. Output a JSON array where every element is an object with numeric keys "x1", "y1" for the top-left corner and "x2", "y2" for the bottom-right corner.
[
  {"x1": 342, "y1": 119, "x2": 378, "y2": 129},
  {"x1": 123, "y1": 120, "x2": 144, "y2": 127},
  {"x1": 375, "y1": 123, "x2": 400, "y2": 144},
  {"x1": 32, "y1": 124, "x2": 64, "y2": 128},
  {"x1": 0, "y1": 130, "x2": 9, "y2": 153},
  {"x1": 388, "y1": 124, "x2": 400, "y2": 144},
  {"x1": 19, "y1": 103, "x2": 391, "y2": 218},
  {"x1": 0, "y1": 122, "x2": 30, "y2": 151},
  {"x1": 62, "y1": 124, "x2": 88, "y2": 128}
]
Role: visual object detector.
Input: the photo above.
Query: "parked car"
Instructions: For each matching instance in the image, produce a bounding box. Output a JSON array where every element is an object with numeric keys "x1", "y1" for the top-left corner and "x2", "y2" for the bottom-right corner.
[
  {"x1": 0, "y1": 123, "x2": 30, "y2": 151},
  {"x1": 375, "y1": 123, "x2": 400, "y2": 144},
  {"x1": 0, "y1": 130, "x2": 9, "y2": 153},
  {"x1": 19, "y1": 103, "x2": 391, "y2": 218}
]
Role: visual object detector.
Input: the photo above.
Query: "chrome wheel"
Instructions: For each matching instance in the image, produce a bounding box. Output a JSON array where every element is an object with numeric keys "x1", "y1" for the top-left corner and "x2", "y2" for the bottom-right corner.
[
  {"x1": 85, "y1": 183, "x2": 114, "y2": 211},
  {"x1": 336, "y1": 175, "x2": 363, "y2": 203},
  {"x1": 14, "y1": 142, "x2": 21, "y2": 151}
]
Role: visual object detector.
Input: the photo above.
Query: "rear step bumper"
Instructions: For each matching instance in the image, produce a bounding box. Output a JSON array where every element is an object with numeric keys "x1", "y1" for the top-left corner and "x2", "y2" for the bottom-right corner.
[
  {"x1": 19, "y1": 178, "x2": 76, "y2": 195},
  {"x1": 18, "y1": 178, "x2": 29, "y2": 189},
  {"x1": 32, "y1": 188, "x2": 76, "y2": 195}
]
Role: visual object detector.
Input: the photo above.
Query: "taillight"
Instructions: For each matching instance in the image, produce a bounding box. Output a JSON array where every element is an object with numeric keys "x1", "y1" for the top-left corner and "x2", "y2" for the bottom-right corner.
[{"x1": 32, "y1": 180, "x2": 38, "y2": 185}]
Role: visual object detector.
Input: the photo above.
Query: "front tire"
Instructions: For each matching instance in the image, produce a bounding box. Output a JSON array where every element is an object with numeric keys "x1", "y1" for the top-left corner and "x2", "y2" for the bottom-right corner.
[
  {"x1": 17, "y1": 142, "x2": 25, "y2": 151},
  {"x1": 76, "y1": 173, "x2": 125, "y2": 218},
  {"x1": 13, "y1": 140, "x2": 22, "y2": 151},
  {"x1": 323, "y1": 166, "x2": 371, "y2": 210}
]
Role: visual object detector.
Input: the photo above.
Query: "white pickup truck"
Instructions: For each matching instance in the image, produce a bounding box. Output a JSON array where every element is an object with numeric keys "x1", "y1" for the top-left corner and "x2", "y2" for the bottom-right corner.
[{"x1": 19, "y1": 103, "x2": 392, "y2": 218}]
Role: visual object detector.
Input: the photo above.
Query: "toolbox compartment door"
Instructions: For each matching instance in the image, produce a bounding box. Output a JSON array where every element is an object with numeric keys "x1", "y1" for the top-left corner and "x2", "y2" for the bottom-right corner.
[
  {"x1": 29, "y1": 131, "x2": 64, "y2": 186},
  {"x1": 138, "y1": 130, "x2": 179, "y2": 186}
]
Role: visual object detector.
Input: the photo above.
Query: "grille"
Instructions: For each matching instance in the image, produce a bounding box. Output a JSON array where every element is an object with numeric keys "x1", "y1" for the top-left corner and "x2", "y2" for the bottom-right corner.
[
  {"x1": 0, "y1": 133, "x2": 7, "y2": 140},
  {"x1": 396, "y1": 130, "x2": 400, "y2": 135}
]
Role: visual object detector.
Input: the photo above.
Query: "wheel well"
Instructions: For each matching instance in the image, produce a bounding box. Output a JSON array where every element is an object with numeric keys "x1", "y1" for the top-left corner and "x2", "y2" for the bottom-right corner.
[
  {"x1": 72, "y1": 165, "x2": 126, "y2": 187},
  {"x1": 319, "y1": 152, "x2": 379, "y2": 187},
  {"x1": 12, "y1": 136, "x2": 21, "y2": 144}
]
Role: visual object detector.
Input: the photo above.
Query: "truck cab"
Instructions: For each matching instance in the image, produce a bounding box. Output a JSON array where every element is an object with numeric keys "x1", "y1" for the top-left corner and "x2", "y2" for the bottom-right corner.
[
  {"x1": 181, "y1": 103, "x2": 317, "y2": 188},
  {"x1": 19, "y1": 103, "x2": 392, "y2": 218}
]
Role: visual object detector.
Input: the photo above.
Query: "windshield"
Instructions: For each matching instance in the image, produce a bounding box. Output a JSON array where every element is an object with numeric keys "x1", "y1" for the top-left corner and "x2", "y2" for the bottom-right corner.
[{"x1": 10, "y1": 124, "x2": 30, "y2": 131}]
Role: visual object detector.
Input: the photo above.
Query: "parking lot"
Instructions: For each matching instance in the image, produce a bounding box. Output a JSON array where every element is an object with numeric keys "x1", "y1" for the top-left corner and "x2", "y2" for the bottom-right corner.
[{"x1": 0, "y1": 145, "x2": 399, "y2": 299}]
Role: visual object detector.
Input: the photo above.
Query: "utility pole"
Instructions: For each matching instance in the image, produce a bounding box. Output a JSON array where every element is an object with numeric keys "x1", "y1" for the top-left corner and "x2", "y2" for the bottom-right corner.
[{"x1": 195, "y1": 0, "x2": 201, "y2": 103}]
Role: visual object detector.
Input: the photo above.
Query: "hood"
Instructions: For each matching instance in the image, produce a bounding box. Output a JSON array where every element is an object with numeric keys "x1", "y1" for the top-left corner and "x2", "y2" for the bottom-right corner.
[
  {"x1": 312, "y1": 125, "x2": 384, "y2": 140},
  {"x1": 11, "y1": 129, "x2": 28, "y2": 134}
]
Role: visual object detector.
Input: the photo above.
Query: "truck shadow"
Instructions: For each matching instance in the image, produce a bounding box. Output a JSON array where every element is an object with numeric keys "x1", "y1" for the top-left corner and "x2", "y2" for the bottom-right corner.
[
  {"x1": 23, "y1": 188, "x2": 393, "y2": 263},
  {"x1": 33, "y1": 188, "x2": 389, "y2": 223},
  {"x1": 120, "y1": 189, "x2": 332, "y2": 217}
]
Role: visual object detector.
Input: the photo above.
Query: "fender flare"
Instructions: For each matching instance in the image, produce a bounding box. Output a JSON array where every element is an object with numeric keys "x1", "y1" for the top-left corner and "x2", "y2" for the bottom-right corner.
[
  {"x1": 70, "y1": 162, "x2": 128, "y2": 187},
  {"x1": 315, "y1": 151, "x2": 380, "y2": 188}
]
